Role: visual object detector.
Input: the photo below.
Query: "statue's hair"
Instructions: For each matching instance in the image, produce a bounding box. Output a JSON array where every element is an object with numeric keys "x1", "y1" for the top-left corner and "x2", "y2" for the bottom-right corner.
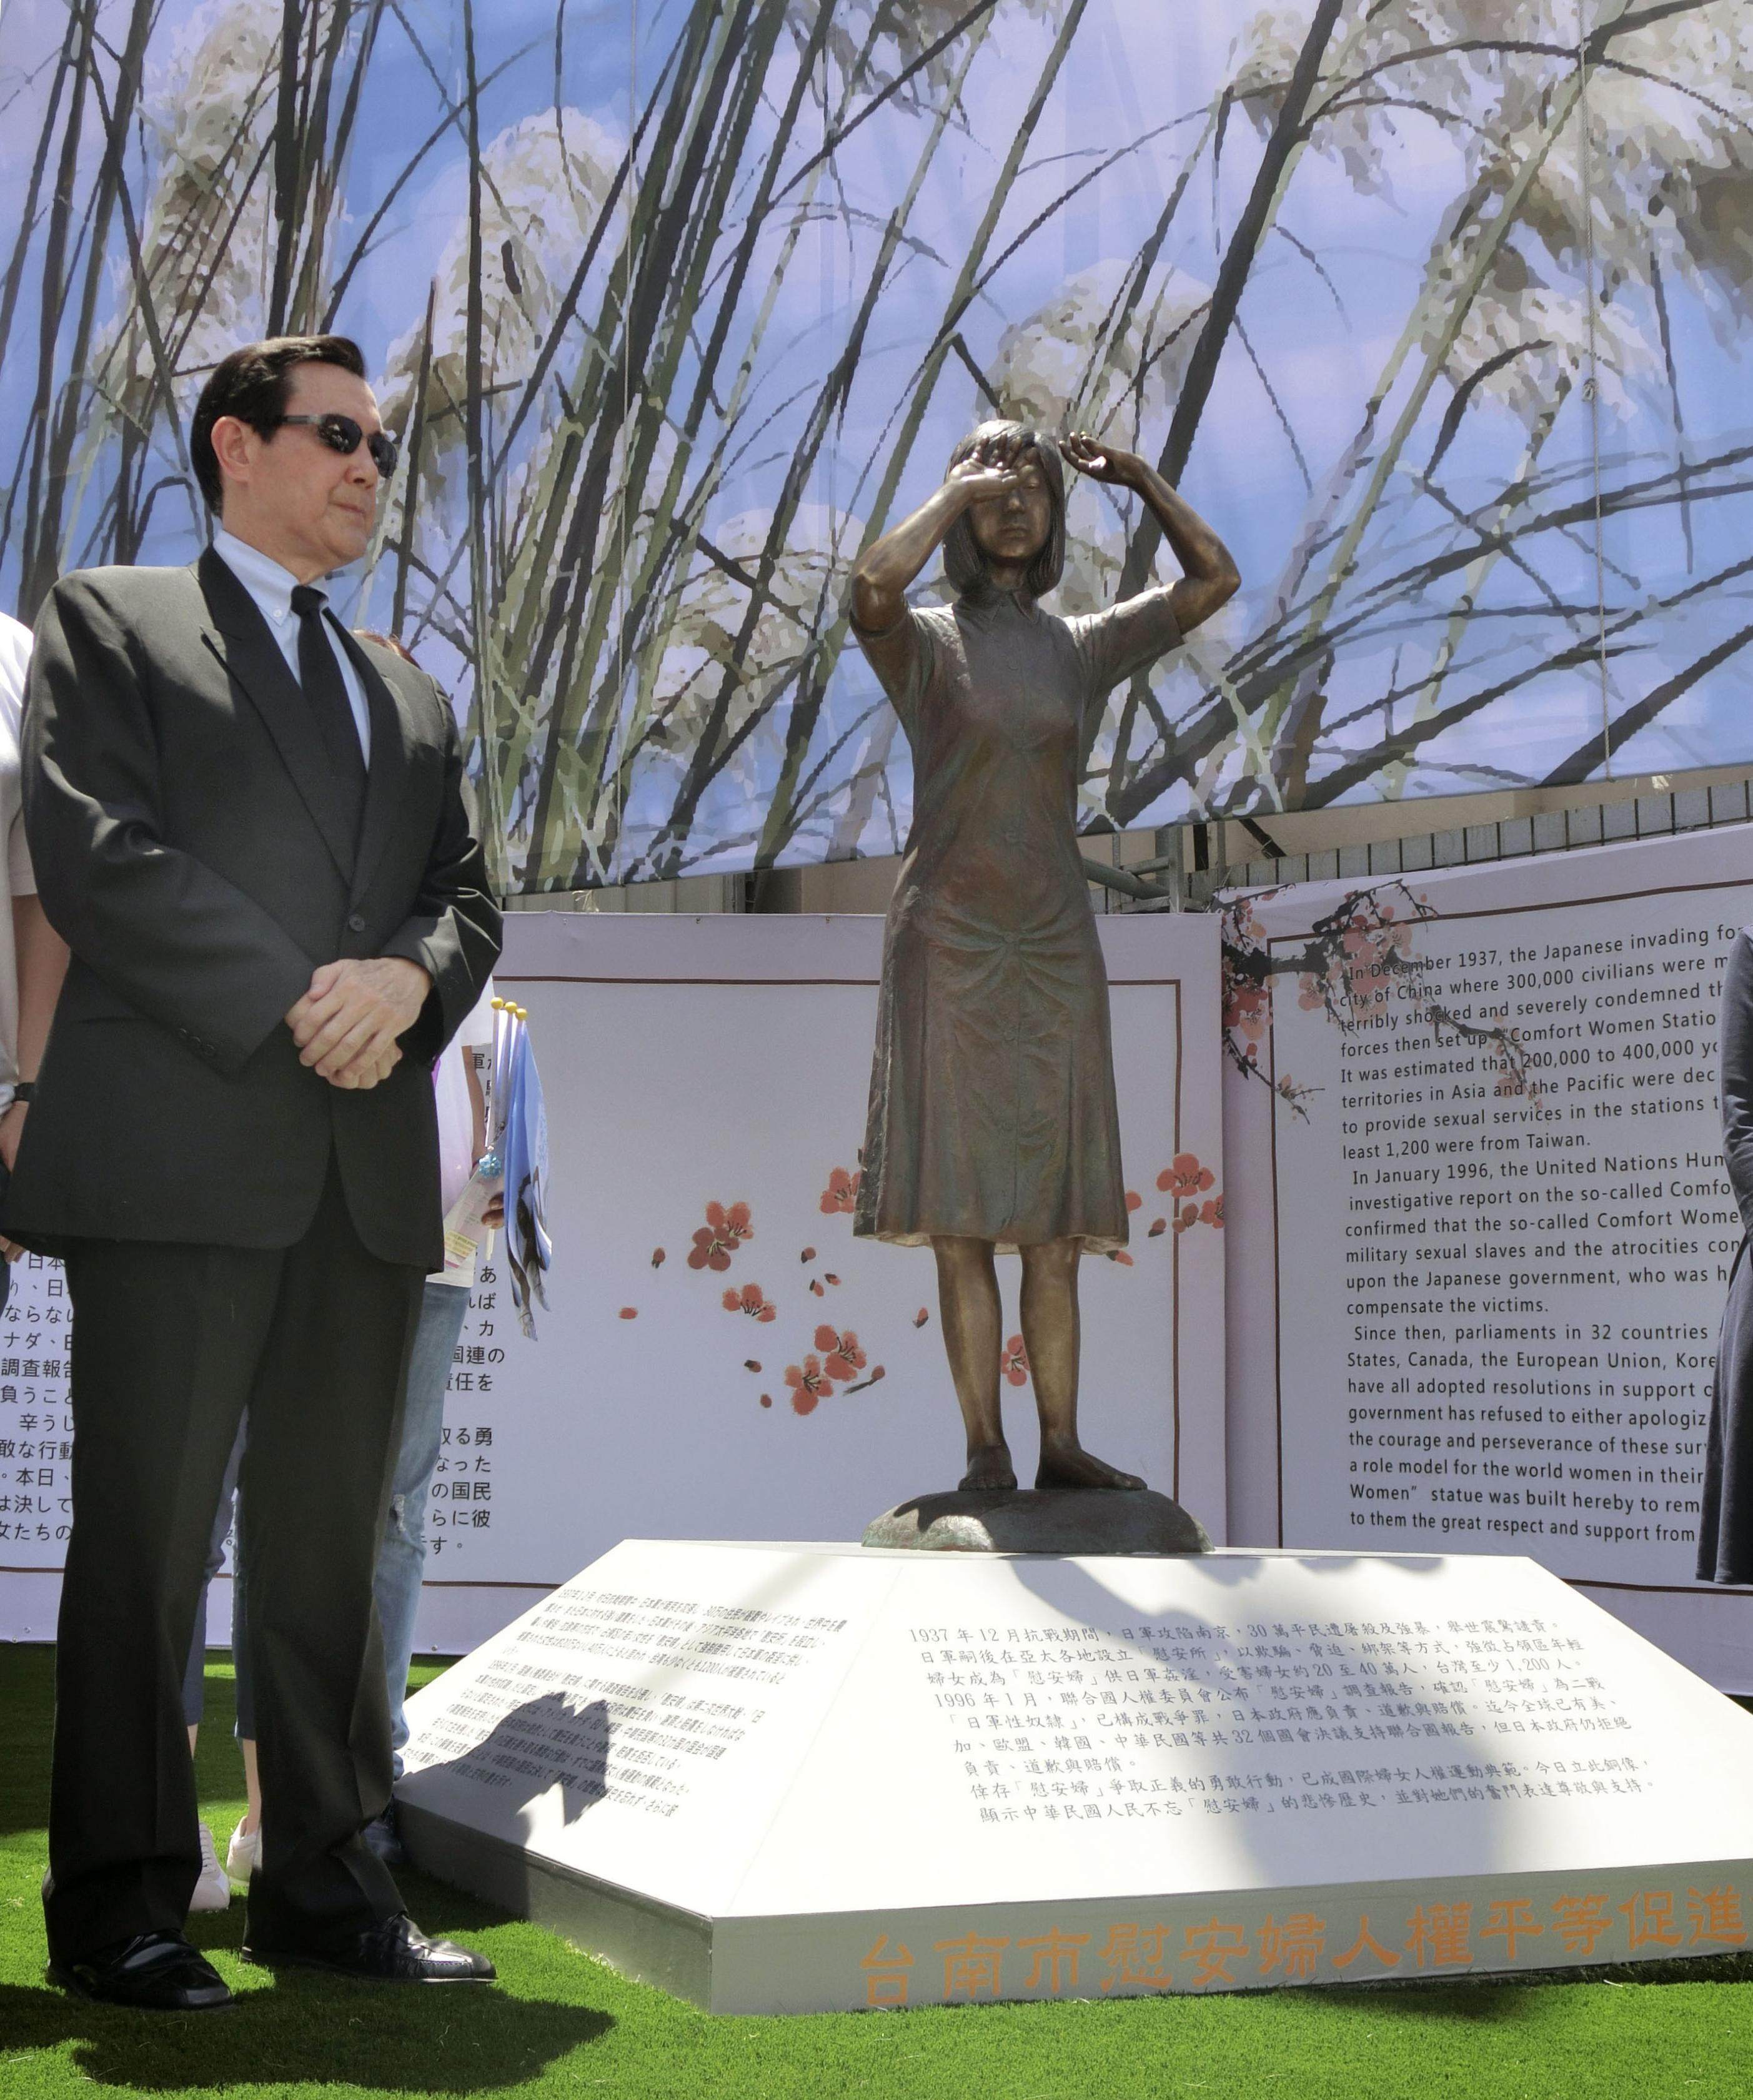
[{"x1": 941, "y1": 419, "x2": 1066, "y2": 598}]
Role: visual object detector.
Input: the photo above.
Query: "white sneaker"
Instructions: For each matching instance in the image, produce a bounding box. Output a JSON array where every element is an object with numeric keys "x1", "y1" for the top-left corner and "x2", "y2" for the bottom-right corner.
[
  {"x1": 225, "y1": 1816, "x2": 261, "y2": 1885},
  {"x1": 188, "y1": 1820, "x2": 230, "y2": 1913}
]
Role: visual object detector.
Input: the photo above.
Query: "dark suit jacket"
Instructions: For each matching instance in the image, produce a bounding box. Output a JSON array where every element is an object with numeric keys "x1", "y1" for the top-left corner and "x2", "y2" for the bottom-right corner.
[{"x1": 3, "y1": 548, "x2": 501, "y2": 1267}]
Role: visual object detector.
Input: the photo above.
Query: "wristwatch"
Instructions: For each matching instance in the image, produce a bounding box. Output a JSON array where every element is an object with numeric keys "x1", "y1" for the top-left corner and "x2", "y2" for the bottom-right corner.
[{"x1": 9, "y1": 1082, "x2": 33, "y2": 1106}]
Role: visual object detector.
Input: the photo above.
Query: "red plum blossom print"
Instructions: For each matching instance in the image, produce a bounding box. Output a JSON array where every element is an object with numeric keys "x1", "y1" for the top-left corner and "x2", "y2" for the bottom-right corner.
[
  {"x1": 688, "y1": 1199, "x2": 752, "y2": 1271},
  {"x1": 1153, "y1": 1153, "x2": 1223, "y2": 1237},
  {"x1": 1221, "y1": 880, "x2": 1540, "y2": 1118},
  {"x1": 689, "y1": 1172, "x2": 897, "y2": 1430},
  {"x1": 786, "y1": 1355, "x2": 835, "y2": 1415},
  {"x1": 1160, "y1": 1166, "x2": 1223, "y2": 1237},
  {"x1": 1229, "y1": 978, "x2": 1269, "y2": 1039},
  {"x1": 819, "y1": 1167, "x2": 861, "y2": 1214},
  {"x1": 1294, "y1": 886, "x2": 1423, "y2": 1030},
  {"x1": 1000, "y1": 1335, "x2": 1030, "y2": 1387},
  {"x1": 1158, "y1": 1154, "x2": 1214, "y2": 1201},
  {"x1": 816, "y1": 1324, "x2": 866, "y2": 1380},
  {"x1": 1221, "y1": 896, "x2": 1273, "y2": 1073}
]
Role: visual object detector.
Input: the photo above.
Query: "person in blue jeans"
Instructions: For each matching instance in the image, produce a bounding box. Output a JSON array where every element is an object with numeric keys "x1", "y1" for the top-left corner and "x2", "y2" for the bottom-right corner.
[{"x1": 186, "y1": 974, "x2": 499, "y2": 1898}]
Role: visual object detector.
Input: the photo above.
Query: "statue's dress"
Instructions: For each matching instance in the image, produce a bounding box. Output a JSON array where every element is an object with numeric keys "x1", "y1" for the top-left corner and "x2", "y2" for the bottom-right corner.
[{"x1": 851, "y1": 583, "x2": 1180, "y2": 1251}]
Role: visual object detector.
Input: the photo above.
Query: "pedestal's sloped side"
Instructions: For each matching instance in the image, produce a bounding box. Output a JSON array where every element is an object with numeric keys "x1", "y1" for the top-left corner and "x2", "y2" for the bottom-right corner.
[
  {"x1": 397, "y1": 1538, "x2": 901, "y2": 1921},
  {"x1": 402, "y1": 1540, "x2": 1753, "y2": 2013},
  {"x1": 728, "y1": 1549, "x2": 1753, "y2": 1919}
]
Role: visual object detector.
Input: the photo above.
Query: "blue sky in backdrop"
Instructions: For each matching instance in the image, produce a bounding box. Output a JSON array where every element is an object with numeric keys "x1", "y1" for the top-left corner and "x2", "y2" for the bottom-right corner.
[{"x1": 2, "y1": 1, "x2": 1749, "y2": 883}]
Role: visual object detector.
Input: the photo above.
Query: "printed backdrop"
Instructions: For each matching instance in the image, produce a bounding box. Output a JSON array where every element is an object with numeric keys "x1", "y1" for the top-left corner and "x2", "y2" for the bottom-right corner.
[
  {"x1": 2, "y1": 1, "x2": 1751, "y2": 890},
  {"x1": 1221, "y1": 825, "x2": 1753, "y2": 1690},
  {"x1": 0, "y1": 909, "x2": 1226, "y2": 1651}
]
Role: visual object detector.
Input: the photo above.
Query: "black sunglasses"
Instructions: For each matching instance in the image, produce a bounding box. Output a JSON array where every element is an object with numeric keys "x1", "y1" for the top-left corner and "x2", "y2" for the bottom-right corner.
[{"x1": 277, "y1": 413, "x2": 400, "y2": 477}]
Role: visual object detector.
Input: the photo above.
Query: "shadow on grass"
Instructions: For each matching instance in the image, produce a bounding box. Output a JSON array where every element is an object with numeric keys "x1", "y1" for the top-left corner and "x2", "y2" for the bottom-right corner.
[
  {"x1": 1305, "y1": 1983, "x2": 1534, "y2": 2025},
  {"x1": 2, "y1": 1775, "x2": 613, "y2": 2094},
  {"x1": 1299, "y1": 1943, "x2": 1753, "y2": 2024},
  {"x1": 172, "y1": 1862, "x2": 524, "y2": 1958},
  {"x1": 0, "y1": 1974, "x2": 612, "y2": 2090}
]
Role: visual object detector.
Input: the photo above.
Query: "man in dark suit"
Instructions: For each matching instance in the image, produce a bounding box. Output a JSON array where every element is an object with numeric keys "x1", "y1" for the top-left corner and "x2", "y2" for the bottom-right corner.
[{"x1": 12, "y1": 335, "x2": 502, "y2": 2009}]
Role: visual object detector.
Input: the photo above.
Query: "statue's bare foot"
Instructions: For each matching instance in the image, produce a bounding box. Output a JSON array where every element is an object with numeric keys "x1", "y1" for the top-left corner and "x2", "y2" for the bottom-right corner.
[
  {"x1": 961, "y1": 1444, "x2": 1018, "y2": 1492},
  {"x1": 1036, "y1": 1442, "x2": 1145, "y2": 1492}
]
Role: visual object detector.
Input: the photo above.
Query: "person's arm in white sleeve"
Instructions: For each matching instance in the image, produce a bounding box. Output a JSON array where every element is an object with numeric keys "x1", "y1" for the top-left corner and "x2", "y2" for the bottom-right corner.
[{"x1": 1, "y1": 676, "x2": 69, "y2": 1181}]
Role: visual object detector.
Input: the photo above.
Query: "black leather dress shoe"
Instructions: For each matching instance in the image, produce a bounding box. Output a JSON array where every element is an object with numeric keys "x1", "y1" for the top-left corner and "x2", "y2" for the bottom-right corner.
[
  {"x1": 241, "y1": 1912, "x2": 495, "y2": 1984},
  {"x1": 47, "y1": 1931, "x2": 234, "y2": 2011}
]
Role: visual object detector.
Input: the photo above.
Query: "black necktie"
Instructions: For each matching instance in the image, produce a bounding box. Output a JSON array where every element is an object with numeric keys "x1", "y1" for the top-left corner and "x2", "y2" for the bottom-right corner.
[{"x1": 289, "y1": 586, "x2": 367, "y2": 828}]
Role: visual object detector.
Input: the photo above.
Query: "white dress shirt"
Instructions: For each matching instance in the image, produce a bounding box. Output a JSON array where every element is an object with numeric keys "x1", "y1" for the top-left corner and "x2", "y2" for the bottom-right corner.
[{"x1": 211, "y1": 527, "x2": 372, "y2": 763}]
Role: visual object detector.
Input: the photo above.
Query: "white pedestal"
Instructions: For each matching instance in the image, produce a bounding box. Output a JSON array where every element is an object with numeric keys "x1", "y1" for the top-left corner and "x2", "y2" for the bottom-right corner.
[{"x1": 397, "y1": 1540, "x2": 1753, "y2": 2013}]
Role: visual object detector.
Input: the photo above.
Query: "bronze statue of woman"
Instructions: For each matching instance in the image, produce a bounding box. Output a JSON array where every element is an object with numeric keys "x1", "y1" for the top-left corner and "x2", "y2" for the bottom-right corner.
[{"x1": 849, "y1": 421, "x2": 1238, "y2": 1493}]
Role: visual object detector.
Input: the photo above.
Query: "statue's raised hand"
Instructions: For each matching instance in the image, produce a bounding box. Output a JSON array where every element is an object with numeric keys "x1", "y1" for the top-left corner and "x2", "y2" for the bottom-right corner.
[
  {"x1": 948, "y1": 430, "x2": 1032, "y2": 505},
  {"x1": 1063, "y1": 431, "x2": 1140, "y2": 486}
]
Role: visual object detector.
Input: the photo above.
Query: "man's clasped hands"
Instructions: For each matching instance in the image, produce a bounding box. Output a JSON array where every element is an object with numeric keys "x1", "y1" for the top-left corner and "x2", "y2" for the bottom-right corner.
[{"x1": 285, "y1": 955, "x2": 430, "y2": 1091}]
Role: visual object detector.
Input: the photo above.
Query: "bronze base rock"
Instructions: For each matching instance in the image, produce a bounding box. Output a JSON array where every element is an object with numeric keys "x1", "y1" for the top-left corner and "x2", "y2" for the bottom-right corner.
[{"x1": 862, "y1": 1487, "x2": 1211, "y2": 1556}]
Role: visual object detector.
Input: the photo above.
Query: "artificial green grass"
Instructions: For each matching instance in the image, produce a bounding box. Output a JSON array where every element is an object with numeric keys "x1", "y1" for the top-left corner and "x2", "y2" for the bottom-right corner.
[{"x1": 3, "y1": 1644, "x2": 1751, "y2": 2099}]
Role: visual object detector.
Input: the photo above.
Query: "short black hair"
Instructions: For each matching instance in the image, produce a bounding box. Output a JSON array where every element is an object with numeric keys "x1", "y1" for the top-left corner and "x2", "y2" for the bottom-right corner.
[
  {"x1": 941, "y1": 419, "x2": 1067, "y2": 598},
  {"x1": 190, "y1": 335, "x2": 367, "y2": 513}
]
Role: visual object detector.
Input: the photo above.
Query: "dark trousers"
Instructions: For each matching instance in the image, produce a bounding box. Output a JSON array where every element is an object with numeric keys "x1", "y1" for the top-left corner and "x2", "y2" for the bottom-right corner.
[{"x1": 46, "y1": 1164, "x2": 424, "y2": 1963}]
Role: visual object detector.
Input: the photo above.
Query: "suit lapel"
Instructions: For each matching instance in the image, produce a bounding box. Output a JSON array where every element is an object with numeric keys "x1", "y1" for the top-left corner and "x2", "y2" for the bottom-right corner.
[
  {"x1": 195, "y1": 549, "x2": 357, "y2": 882},
  {"x1": 341, "y1": 628, "x2": 415, "y2": 907}
]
